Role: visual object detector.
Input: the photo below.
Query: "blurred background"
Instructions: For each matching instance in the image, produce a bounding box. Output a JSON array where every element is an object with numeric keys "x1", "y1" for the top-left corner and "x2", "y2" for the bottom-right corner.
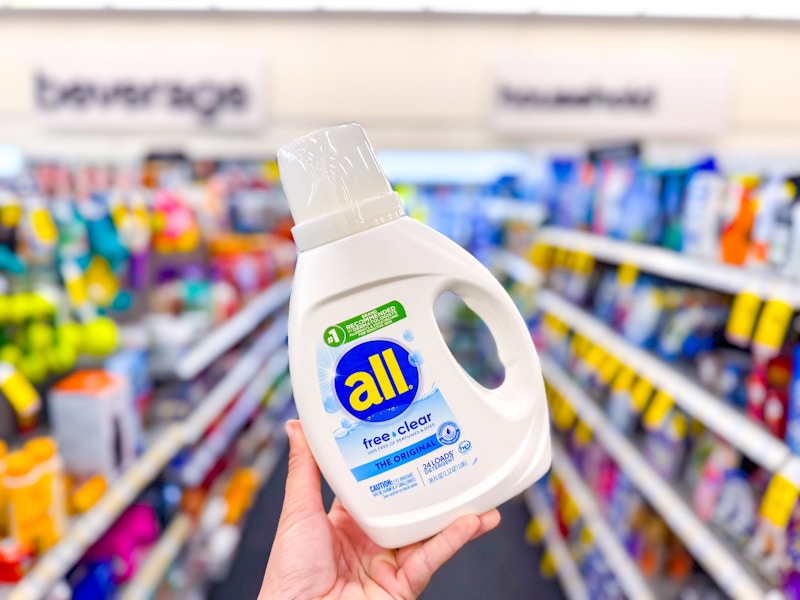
[{"x1": 2, "y1": 3, "x2": 800, "y2": 600}]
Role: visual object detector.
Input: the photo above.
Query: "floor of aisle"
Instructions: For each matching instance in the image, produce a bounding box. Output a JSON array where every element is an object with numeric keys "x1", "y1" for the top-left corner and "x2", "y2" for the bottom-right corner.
[{"x1": 209, "y1": 447, "x2": 565, "y2": 600}]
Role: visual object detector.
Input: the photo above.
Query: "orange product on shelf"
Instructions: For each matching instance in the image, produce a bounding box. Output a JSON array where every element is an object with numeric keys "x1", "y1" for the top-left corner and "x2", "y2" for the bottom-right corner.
[
  {"x1": 4, "y1": 450, "x2": 41, "y2": 551},
  {"x1": 69, "y1": 474, "x2": 108, "y2": 514},
  {"x1": 719, "y1": 174, "x2": 758, "y2": 265},
  {"x1": 181, "y1": 487, "x2": 208, "y2": 519},
  {"x1": 3, "y1": 439, "x2": 69, "y2": 554},
  {"x1": 665, "y1": 534, "x2": 693, "y2": 581},
  {"x1": 25, "y1": 438, "x2": 68, "y2": 551},
  {"x1": 223, "y1": 468, "x2": 259, "y2": 525}
]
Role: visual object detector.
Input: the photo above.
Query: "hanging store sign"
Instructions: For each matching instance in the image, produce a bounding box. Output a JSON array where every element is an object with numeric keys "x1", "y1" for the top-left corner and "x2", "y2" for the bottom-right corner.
[
  {"x1": 33, "y1": 54, "x2": 263, "y2": 132},
  {"x1": 493, "y1": 56, "x2": 730, "y2": 137}
]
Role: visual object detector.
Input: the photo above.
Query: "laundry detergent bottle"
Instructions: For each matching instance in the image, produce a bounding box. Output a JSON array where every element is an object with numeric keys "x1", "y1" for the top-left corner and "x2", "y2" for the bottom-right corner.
[{"x1": 278, "y1": 123, "x2": 551, "y2": 548}]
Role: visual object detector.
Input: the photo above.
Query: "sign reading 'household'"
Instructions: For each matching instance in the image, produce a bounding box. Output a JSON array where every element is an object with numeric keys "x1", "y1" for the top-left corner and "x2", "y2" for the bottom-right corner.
[
  {"x1": 33, "y1": 54, "x2": 263, "y2": 132},
  {"x1": 493, "y1": 56, "x2": 730, "y2": 137}
]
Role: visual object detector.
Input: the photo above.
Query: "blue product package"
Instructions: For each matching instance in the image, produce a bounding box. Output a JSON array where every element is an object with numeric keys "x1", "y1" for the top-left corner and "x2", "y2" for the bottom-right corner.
[
  {"x1": 71, "y1": 561, "x2": 116, "y2": 600},
  {"x1": 618, "y1": 168, "x2": 662, "y2": 244},
  {"x1": 659, "y1": 168, "x2": 688, "y2": 251},
  {"x1": 785, "y1": 345, "x2": 800, "y2": 453}
]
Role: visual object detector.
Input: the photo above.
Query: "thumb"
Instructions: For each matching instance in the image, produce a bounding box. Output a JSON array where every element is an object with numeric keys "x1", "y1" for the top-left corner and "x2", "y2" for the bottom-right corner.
[{"x1": 281, "y1": 419, "x2": 324, "y2": 515}]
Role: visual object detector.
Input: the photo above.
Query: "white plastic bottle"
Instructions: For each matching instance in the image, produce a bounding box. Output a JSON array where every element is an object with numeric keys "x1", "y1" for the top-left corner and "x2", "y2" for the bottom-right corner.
[{"x1": 278, "y1": 124, "x2": 551, "y2": 548}]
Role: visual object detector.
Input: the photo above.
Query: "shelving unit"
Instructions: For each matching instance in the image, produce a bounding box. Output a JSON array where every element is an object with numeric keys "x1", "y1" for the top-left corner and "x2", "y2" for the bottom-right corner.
[
  {"x1": 490, "y1": 249, "x2": 543, "y2": 287},
  {"x1": 175, "y1": 276, "x2": 293, "y2": 380},
  {"x1": 540, "y1": 354, "x2": 778, "y2": 600},
  {"x1": 120, "y1": 409, "x2": 293, "y2": 600},
  {"x1": 10, "y1": 288, "x2": 292, "y2": 600},
  {"x1": 523, "y1": 486, "x2": 589, "y2": 600},
  {"x1": 549, "y1": 440, "x2": 655, "y2": 600},
  {"x1": 535, "y1": 227, "x2": 800, "y2": 306},
  {"x1": 535, "y1": 289, "x2": 791, "y2": 473}
]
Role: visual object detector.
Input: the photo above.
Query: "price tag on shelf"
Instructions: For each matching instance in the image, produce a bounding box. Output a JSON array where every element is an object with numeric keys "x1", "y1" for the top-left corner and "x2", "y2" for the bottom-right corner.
[
  {"x1": 617, "y1": 263, "x2": 639, "y2": 286},
  {"x1": 571, "y1": 334, "x2": 589, "y2": 360},
  {"x1": 752, "y1": 298, "x2": 794, "y2": 359},
  {"x1": 760, "y1": 473, "x2": 800, "y2": 528},
  {"x1": 560, "y1": 495, "x2": 581, "y2": 527},
  {"x1": 670, "y1": 412, "x2": 689, "y2": 440},
  {"x1": 553, "y1": 248, "x2": 569, "y2": 270},
  {"x1": 598, "y1": 355, "x2": 622, "y2": 386},
  {"x1": 540, "y1": 550, "x2": 558, "y2": 578},
  {"x1": 580, "y1": 524, "x2": 593, "y2": 545},
  {"x1": 725, "y1": 291, "x2": 762, "y2": 348},
  {"x1": 528, "y1": 242, "x2": 553, "y2": 271},
  {"x1": 642, "y1": 390, "x2": 674, "y2": 431},
  {"x1": 552, "y1": 397, "x2": 577, "y2": 431},
  {"x1": 610, "y1": 365, "x2": 636, "y2": 393},
  {"x1": 573, "y1": 420, "x2": 593, "y2": 447},
  {"x1": 584, "y1": 344, "x2": 607, "y2": 375},
  {"x1": 526, "y1": 517, "x2": 544, "y2": 543},
  {"x1": 630, "y1": 377, "x2": 654, "y2": 413}
]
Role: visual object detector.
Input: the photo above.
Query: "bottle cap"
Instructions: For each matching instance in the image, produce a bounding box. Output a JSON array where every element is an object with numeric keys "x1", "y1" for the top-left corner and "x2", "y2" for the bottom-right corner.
[{"x1": 277, "y1": 123, "x2": 405, "y2": 251}]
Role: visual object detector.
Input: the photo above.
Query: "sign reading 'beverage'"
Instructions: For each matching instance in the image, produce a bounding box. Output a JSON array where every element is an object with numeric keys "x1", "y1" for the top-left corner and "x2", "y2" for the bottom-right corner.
[{"x1": 33, "y1": 54, "x2": 263, "y2": 132}]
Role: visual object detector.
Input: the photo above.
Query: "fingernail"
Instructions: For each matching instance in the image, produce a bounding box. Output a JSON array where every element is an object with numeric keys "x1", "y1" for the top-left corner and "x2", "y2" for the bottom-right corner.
[{"x1": 285, "y1": 420, "x2": 296, "y2": 439}]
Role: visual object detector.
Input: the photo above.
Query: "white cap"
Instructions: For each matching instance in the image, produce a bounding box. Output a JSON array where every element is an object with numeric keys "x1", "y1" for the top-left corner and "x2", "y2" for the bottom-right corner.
[{"x1": 277, "y1": 123, "x2": 405, "y2": 251}]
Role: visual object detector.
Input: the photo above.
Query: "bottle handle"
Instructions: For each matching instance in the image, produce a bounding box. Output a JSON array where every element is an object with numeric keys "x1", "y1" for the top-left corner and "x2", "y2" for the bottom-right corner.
[{"x1": 441, "y1": 262, "x2": 542, "y2": 419}]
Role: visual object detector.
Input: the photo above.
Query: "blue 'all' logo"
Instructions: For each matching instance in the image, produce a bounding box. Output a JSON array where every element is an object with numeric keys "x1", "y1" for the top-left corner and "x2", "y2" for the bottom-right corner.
[{"x1": 334, "y1": 340, "x2": 419, "y2": 422}]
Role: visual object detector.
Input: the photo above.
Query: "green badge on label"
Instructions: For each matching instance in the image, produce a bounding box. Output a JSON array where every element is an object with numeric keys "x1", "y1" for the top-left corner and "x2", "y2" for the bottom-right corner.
[{"x1": 324, "y1": 300, "x2": 407, "y2": 347}]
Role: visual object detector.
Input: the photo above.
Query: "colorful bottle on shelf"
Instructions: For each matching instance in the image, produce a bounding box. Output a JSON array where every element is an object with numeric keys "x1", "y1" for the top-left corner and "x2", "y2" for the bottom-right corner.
[
  {"x1": 680, "y1": 159, "x2": 725, "y2": 260},
  {"x1": 279, "y1": 123, "x2": 551, "y2": 548},
  {"x1": 3, "y1": 438, "x2": 67, "y2": 554},
  {"x1": 24, "y1": 438, "x2": 68, "y2": 551}
]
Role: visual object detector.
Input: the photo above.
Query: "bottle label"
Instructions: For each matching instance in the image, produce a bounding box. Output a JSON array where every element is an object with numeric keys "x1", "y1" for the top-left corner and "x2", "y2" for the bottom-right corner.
[{"x1": 317, "y1": 300, "x2": 474, "y2": 500}]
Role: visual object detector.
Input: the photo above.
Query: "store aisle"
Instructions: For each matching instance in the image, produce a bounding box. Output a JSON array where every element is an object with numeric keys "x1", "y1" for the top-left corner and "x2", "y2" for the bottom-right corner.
[{"x1": 210, "y1": 446, "x2": 564, "y2": 600}]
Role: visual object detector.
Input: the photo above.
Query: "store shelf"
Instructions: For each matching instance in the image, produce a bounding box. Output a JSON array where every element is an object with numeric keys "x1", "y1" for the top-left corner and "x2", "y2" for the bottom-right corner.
[
  {"x1": 541, "y1": 354, "x2": 778, "y2": 600},
  {"x1": 120, "y1": 405, "x2": 292, "y2": 600},
  {"x1": 523, "y1": 486, "x2": 589, "y2": 600},
  {"x1": 490, "y1": 249, "x2": 543, "y2": 287},
  {"x1": 180, "y1": 348, "x2": 290, "y2": 486},
  {"x1": 175, "y1": 276, "x2": 293, "y2": 380},
  {"x1": 549, "y1": 440, "x2": 655, "y2": 600},
  {"x1": 10, "y1": 315, "x2": 290, "y2": 600},
  {"x1": 535, "y1": 289, "x2": 790, "y2": 472},
  {"x1": 536, "y1": 227, "x2": 800, "y2": 306}
]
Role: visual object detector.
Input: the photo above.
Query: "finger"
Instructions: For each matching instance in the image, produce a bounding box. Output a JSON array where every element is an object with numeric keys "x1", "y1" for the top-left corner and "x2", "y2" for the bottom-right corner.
[
  {"x1": 469, "y1": 508, "x2": 501, "y2": 541},
  {"x1": 397, "y1": 509, "x2": 501, "y2": 566},
  {"x1": 281, "y1": 419, "x2": 324, "y2": 515},
  {"x1": 399, "y1": 514, "x2": 483, "y2": 596}
]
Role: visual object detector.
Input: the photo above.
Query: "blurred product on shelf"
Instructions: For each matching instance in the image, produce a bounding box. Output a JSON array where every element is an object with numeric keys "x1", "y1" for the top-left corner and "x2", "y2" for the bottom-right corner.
[
  {"x1": 0, "y1": 157, "x2": 295, "y2": 430},
  {"x1": 48, "y1": 370, "x2": 138, "y2": 480},
  {"x1": 523, "y1": 177, "x2": 800, "y2": 597},
  {"x1": 82, "y1": 503, "x2": 160, "y2": 584},
  {"x1": 539, "y1": 151, "x2": 800, "y2": 277},
  {"x1": 10, "y1": 135, "x2": 800, "y2": 600},
  {"x1": 2, "y1": 438, "x2": 68, "y2": 555},
  {"x1": 533, "y1": 249, "x2": 799, "y2": 457},
  {"x1": 0, "y1": 152, "x2": 297, "y2": 600},
  {"x1": 0, "y1": 539, "x2": 32, "y2": 590}
]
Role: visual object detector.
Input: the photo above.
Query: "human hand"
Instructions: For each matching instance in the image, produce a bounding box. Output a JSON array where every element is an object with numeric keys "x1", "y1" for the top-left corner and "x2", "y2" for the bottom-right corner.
[{"x1": 258, "y1": 420, "x2": 501, "y2": 600}]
